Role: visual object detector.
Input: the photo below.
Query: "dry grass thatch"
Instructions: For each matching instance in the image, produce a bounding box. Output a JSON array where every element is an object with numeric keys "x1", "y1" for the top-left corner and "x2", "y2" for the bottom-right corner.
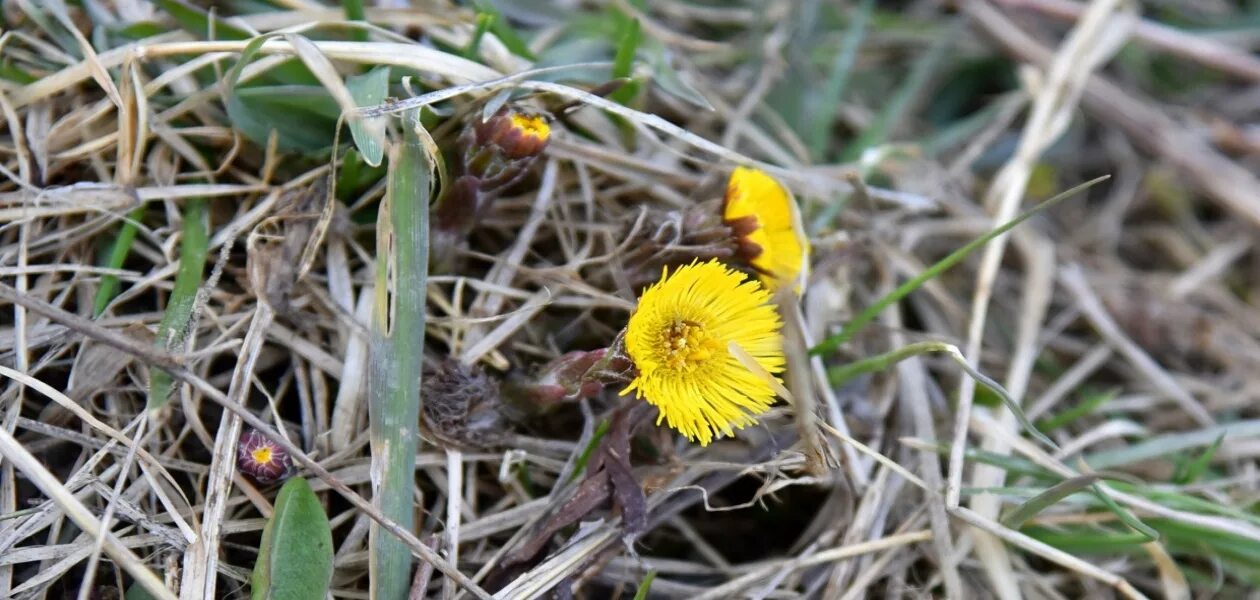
[{"x1": 2, "y1": 1, "x2": 1260, "y2": 599}]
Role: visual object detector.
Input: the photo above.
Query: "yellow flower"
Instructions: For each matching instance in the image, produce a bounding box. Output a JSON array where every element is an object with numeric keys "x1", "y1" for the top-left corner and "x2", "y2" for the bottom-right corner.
[
  {"x1": 621, "y1": 259, "x2": 785, "y2": 446},
  {"x1": 722, "y1": 167, "x2": 810, "y2": 292}
]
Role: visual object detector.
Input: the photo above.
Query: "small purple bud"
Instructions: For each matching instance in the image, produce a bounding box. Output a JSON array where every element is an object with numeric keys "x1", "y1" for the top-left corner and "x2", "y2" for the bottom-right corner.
[{"x1": 237, "y1": 429, "x2": 293, "y2": 485}]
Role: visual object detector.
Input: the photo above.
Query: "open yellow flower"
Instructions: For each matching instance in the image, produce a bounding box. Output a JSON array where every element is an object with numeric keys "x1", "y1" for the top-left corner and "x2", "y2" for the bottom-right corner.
[
  {"x1": 621, "y1": 259, "x2": 785, "y2": 445},
  {"x1": 722, "y1": 167, "x2": 810, "y2": 292}
]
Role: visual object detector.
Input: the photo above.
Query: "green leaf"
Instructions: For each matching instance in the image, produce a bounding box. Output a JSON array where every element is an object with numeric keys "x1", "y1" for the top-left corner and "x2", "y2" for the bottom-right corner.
[
  {"x1": 229, "y1": 86, "x2": 340, "y2": 153},
  {"x1": 125, "y1": 583, "x2": 158, "y2": 600},
  {"x1": 148, "y1": 198, "x2": 208, "y2": 409},
  {"x1": 569, "y1": 419, "x2": 610, "y2": 482},
  {"x1": 251, "y1": 478, "x2": 334, "y2": 600},
  {"x1": 153, "y1": 0, "x2": 251, "y2": 40},
  {"x1": 472, "y1": 0, "x2": 535, "y2": 60},
  {"x1": 0, "y1": 62, "x2": 37, "y2": 85},
  {"x1": 343, "y1": 0, "x2": 368, "y2": 42},
  {"x1": 1001, "y1": 474, "x2": 1137, "y2": 531},
  {"x1": 368, "y1": 117, "x2": 434, "y2": 600},
  {"x1": 1085, "y1": 419, "x2": 1260, "y2": 470},
  {"x1": 463, "y1": 12, "x2": 496, "y2": 58},
  {"x1": 346, "y1": 67, "x2": 391, "y2": 167},
  {"x1": 112, "y1": 20, "x2": 169, "y2": 41},
  {"x1": 838, "y1": 20, "x2": 959, "y2": 162},
  {"x1": 644, "y1": 42, "x2": 713, "y2": 111},
  {"x1": 612, "y1": 18, "x2": 639, "y2": 80}
]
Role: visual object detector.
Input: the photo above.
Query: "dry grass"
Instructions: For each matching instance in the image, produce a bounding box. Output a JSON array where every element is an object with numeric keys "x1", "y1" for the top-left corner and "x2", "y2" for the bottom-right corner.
[{"x1": 2, "y1": 1, "x2": 1260, "y2": 599}]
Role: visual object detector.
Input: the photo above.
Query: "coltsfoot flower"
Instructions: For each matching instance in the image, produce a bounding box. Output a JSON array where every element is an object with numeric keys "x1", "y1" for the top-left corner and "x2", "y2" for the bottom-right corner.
[
  {"x1": 722, "y1": 167, "x2": 810, "y2": 292},
  {"x1": 621, "y1": 259, "x2": 785, "y2": 445}
]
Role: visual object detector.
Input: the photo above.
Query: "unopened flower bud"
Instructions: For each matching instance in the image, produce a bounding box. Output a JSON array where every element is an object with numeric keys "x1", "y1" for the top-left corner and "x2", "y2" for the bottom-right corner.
[
  {"x1": 473, "y1": 110, "x2": 551, "y2": 161},
  {"x1": 432, "y1": 107, "x2": 553, "y2": 271},
  {"x1": 503, "y1": 348, "x2": 632, "y2": 410},
  {"x1": 237, "y1": 429, "x2": 294, "y2": 484}
]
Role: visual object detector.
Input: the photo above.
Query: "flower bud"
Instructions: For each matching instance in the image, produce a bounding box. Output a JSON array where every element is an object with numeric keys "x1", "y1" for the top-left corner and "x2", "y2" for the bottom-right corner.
[
  {"x1": 473, "y1": 110, "x2": 551, "y2": 161},
  {"x1": 503, "y1": 348, "x2": 633, "y2": 410},
  {"x1": 237, "y1": 429, "x2": 294, "y2": 484},
  {"x1": 431, "y1": 107, "x2": 553, "y2": 270}
]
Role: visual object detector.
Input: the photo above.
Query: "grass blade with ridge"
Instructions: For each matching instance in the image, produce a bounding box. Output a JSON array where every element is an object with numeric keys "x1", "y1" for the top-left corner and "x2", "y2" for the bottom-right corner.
[{"x1": 368, "y1": 118, "x2": 432, "y2": 600}]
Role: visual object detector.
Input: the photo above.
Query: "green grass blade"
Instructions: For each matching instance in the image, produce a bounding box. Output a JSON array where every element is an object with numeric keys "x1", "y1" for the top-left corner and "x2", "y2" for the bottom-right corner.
[
  {"x1": 1035, "y1": 388, "x2": 1118, "y2": 431},
  {"x1": 828, "y1": 340, "x2": 1056, "y2": 449},
  {"x1": 472, "y1": 0, "x2": 535, "y2": 60},
  {"x1": 368, "y1": 120, "x2": 432, "y2": 600},
  {"x1": 93, "y1": 206, "x2": 145, "y2": 317},
  {"x1": 251, "y1": 478, "x2": 334, "y2": 600},
  {"x1": 1173, "y1": 433, "x2": 1225, "y2": 484},
  {"x1": 608, "y1": 18, "x2": 641, "y2": 105},
  {"x1": 463, "y1": 12, "x2": 495, "y2": 59},
  {"x1": 807, "y1": 0, "x2": 873, "y2": 160},
  {"x1": 1001, "y1": 475, "x2": 1110, "y2": 528},
  {"x1": 148, "y1": 198, "x2": 208, "y2": 409},
  {"x1": 153, "y1": 0, "x2": 251, "y2": 40},
  {"x1": 632, "y1": 570, "x2": 657, "y2": 600},
  {"x1": 569, "y1": 419, "x2": 610, "y2": 482},
  {"x1": 1000, "y1": 472, "x2": 1158, "y2": 544},
  {"x1": 838, "y1": 20, "x2": 958, "y2": 162},
  {"x1": 343, "y1": 0, "x2": 368, "y2": 43},
  {"x1": 1085, "y1": 419, "x2": 1260, "y2": 470},
  {"x1": 810, "y1": 175, "x2": 1110, "y2": 356}
]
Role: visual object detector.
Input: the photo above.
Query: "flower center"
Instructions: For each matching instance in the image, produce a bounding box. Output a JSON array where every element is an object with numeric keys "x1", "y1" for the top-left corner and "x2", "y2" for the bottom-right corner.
[
  {"x1": 662, "y1": 320, "x2": 718, "y2": 371},
  {"x1": 509, "y1": 114, "x2": 550, "y2": 141},
  {"x1": 251, "y1": 447, "x2": 274, "y2": 465}
]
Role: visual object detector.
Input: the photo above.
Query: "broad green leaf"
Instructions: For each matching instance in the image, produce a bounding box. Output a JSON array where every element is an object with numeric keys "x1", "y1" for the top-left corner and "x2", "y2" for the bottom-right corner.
[
  {"x1": 251, "y1": 478, "x2": 334, "y2": 600},
  {"x1": 229, "y1": 86, "x2": 340, "y2": 153}
]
